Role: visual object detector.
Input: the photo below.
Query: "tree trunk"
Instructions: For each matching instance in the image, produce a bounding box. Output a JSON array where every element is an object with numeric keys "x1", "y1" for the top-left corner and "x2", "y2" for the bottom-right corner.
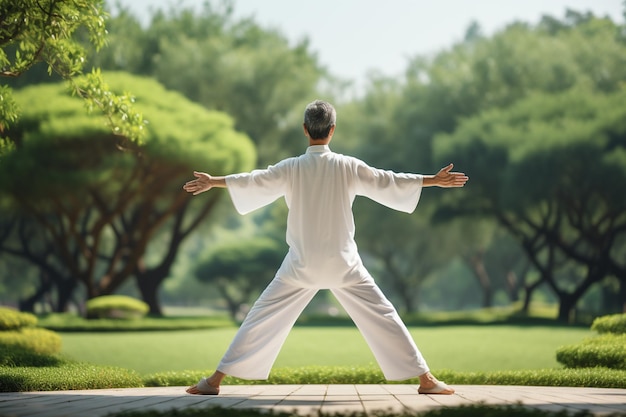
[
  {"x1": 55, "y1": 278, "x2": 77, "y2": 313},
  {"x1": 19, "y1": 272, "x2": 53, "y2": 312},
  {"x1": 136, "y1": 270, "x2": 163, "y2": 316},
  {"x1": 557, "y1": 293, "x2": 577, "y2": 323},
  {"x1": 619, "y1": 277, "x2": 626, "y2": 313},
  {"x1": 466, "y1": 253, "x2": 493, "y2": 308},
  {"x1": 521, "y1": 278, "x2": 543, "y2": 313}
]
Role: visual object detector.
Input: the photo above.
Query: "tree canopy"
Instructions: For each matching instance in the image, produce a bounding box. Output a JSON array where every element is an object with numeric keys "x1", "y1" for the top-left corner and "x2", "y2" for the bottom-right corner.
[
  {"x1": 0, "y1": 0, "x2": 145, "y2": 150},
  {"x1": 90, "y1": 1, "x2": 325, "y2": 165},
  {"x1": 435, "y1": 87, "x2": 626, "y2": 321},
  {"x1": 0, "y1": 72, "x2": 255, "y2": 313}
]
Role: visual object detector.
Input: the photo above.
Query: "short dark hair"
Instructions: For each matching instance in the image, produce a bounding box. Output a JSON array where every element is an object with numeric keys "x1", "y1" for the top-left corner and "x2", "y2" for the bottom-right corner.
[{"x1": 303, "y1": 100, "x2": 336, "y2": 139}]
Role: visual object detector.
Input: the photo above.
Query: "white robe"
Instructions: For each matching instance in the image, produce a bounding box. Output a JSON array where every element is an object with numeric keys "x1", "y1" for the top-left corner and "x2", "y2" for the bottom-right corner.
[{"x1": 217, "y1": 145, "x2": 429, "y2": 380}]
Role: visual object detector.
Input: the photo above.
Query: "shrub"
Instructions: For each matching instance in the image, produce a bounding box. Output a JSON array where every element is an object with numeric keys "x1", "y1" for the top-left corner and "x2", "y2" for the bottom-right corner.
[
  {"x1": 143, "y1": 366, "x2": 626, "y2": 389},
  {"x1": 0, "y1": 307, "x2": 37, "y2": 330},
  {"x1": 0, "y1": 327, "x2": 62, "y2": 355},
  {"x1": 38, "y1": 313, "x2": 234, "y2": 332},
  {"x1": 592, "y1": 313, "x2": 626, "y2": 335},
  {"x1": 0, "y1": 345, "x2": 62, "y2": 367},
  {"x1": 556, "y1": 334, "x2": 626, "y2": 370},
  {"x1": 0, "y1": 362, "x2": 144, "y2": 392},
  {"x1": 86, "y1": 295, "x2": 149, "y2": 319}
]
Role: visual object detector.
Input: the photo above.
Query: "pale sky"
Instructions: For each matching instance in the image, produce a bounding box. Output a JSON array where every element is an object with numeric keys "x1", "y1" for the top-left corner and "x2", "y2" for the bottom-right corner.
[{"x1": 112, "y1": 0, "x2": 624, "y2": 91}]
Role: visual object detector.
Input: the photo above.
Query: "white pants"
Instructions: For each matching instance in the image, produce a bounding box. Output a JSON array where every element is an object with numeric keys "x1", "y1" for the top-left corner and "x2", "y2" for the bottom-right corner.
[{"x1": 216, "y1": 276, "x2": 430, "y2": 381}]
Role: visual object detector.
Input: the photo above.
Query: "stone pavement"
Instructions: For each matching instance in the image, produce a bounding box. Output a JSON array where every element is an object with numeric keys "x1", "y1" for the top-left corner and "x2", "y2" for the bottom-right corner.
[{"x1": 1, "y1": 385, "x2": 626, "y2": 417}]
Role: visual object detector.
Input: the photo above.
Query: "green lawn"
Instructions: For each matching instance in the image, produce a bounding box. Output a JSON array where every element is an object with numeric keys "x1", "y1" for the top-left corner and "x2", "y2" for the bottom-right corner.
[{"x1": 60, "y1": 325, "x2": 591, "y2": 375}]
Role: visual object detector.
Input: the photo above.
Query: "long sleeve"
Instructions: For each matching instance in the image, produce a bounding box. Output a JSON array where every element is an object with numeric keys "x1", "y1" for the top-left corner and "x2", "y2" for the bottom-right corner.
[
  {"x1": 353, "y1": 160, "x2": 423, "y2": 214},
  {"x1": 225, "y1": 161, "x2": 291, "y2": 215}
]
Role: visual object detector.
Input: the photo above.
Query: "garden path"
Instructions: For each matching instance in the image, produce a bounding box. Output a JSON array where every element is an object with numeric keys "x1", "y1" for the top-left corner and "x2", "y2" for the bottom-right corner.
[{"x1": 1, "y1": 384, "x2": 626, "y2": 416}]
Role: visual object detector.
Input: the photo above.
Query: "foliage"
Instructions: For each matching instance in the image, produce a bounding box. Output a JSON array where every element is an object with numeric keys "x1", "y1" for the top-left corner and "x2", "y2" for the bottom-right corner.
[
  {"x1": 340, "y1": 11, "x2": 626, "y2": 316},
  {"x1": 85, "y1": 295, "x2": 149, "y2": 319},
  {"x1": 0, "y1": 361, "x2": 143, "y2": 392},
  {"x1": 37, "y1": 313, "x2": 234, "y2": 332},
  {"x1": 592, "y1": 313, "x2": 626, "y2": 335},
  {"x1": 108, "y1": 407, "x2": 303, "y2": 417},
  {"x1": 0, "y1": 72, "x2": 255, "y2": 313},
  {"x1": 3, "y1": 361, "x2": 626, "y2": 393},
  {"x1": 556, "y1": 334, "x2": 626, "y2": 370},
  {"x1": 0, "y1": 0, "x2": 145, "y2": 146},
  {"x1": 0, "y1": 327, "x2": 61, "y2": 356},
  {"x1": 143, "y1": 366, "x2": 626, "y2": 389},
  {"x1": 0, "y1": 344, "x2": 62, "y2": 367},
  {"x1": 103, "y1": 405, "x2": 618, "y2": 417},
  {"x1": 93, "y1": 1, "x2": 324, "y2": 165},
  {"x1": 434, "y1": 87, "x2": 626, "y2": 322},
  {"x1": 194, "y1": 237, "x2": 285, "y2": 320},
  {"x1": 0, "y1": 306, "x2": 63, "y2": 368},
  {"x1": 0, "y1": 306, "x2": 36, "y2": 330}
]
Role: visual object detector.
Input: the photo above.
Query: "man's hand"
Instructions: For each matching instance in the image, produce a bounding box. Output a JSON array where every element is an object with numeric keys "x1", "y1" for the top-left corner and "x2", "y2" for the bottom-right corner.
[
  {"x1": 423, "y1": 163, "x2": 469, "y2": 188},
  {"x1": 183, "y1": 171, "x2": 226, "y2": 195}
]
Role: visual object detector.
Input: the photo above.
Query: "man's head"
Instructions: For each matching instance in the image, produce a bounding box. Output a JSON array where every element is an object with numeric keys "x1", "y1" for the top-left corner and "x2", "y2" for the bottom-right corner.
[{"x1": 303, "y1": 100, "x2": 336, "y2": 140}]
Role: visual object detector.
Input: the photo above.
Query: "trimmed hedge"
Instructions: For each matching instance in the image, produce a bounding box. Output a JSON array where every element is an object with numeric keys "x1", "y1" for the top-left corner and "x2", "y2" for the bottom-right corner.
[
  {"x1": 556, "y1": 334, "x2": 626, "y2": 370},
  {"x1": 557, "y1": 313, "x2": 626, "y2": 370},
  {"x1": 592, "y1": 313, "x2": 626, "y2": 335},
  {"x1": 0, "y1": 345, "x2": 63, "y2": 367},
  {"x1": 0, "y1": 362, "x2": 143, "y2": 392},
  {"x1": 86, "y1": 295, "x2": 149, "y2": 319},
  {"x1": 37, "y1": 313, "x2": 234, "y2": 332},
  {"x1": 0, "y1": 307, "x2": 37, "y2": 330},
  {"x1": 0, "y1": 327, "x2": 62, "y2": 356},
  {"x1": 144, "y1": 366, "x2": 626, "y2": 389}
]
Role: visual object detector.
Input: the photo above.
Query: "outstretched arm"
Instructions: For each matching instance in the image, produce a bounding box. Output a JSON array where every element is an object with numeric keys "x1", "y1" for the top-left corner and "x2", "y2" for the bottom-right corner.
[
  {"x1": 183, "y1": 171, "x2": 227, "y2": 195},
  {"x1": 422, "y1": 163, "x2": 468, "y2": 188}
]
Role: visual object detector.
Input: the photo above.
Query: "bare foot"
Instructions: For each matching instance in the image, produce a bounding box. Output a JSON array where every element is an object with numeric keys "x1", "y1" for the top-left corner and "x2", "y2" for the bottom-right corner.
[
  {"x1": 186, "y1": 371, "x2": 225, "y2": 395},
  {"x1": 418, "y1": 372, "x2": 455, "y2": 395}
]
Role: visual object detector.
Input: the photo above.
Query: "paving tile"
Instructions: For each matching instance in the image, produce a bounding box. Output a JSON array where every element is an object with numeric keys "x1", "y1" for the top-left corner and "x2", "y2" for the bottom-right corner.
[
  {"x1": 1, "y1": 385, "x2": 625, "y2": 416},
  {"x1": 355, "y1": 384, "x2": 389, "y2": 395},
  {"x1": 326, "y1": 384, "x2": 358, "y2": 396}
]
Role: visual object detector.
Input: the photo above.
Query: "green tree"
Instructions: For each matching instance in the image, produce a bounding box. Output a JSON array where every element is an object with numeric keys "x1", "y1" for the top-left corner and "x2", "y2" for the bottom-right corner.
[
  {"x1": 0, "y1": 0, "x2": 145, "y2": 150},
  {"x1": 194, "y1": 237, "x2": 284, "y2": 321},
  {"x1": 92, "y1": 1, "x2": 325, "y2": 165},
  {"x1": 341, "y1": 11, "x2": 626, "y2": 314},
  {"x1": 435, "y1": 88, "x2": 626, "y2": 321},
  {"x1": 0, "y1": 72, "x2": 255, "y2": 313}
]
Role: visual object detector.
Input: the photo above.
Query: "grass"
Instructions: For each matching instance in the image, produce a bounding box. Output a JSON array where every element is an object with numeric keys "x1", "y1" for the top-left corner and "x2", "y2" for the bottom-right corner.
[
  {"x1": 37, "y1": 313, "x2": 233, "y2": 332},
  {"x1": 2, "y1": 307, "x2": 623, "y2": 397},
  {"x1": 3, "y1": 322, "x2": 626, "y2": 394},
  {"x1": 59, "y1": 326, "x2": 592, "y2": 375}
]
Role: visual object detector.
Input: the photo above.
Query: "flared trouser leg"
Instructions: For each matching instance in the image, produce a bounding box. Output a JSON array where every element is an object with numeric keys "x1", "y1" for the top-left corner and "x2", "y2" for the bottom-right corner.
[
  {"x1": 331, "y1": 279, "x2": 430, "y2": 380},
  {"x1": 216, "y1": 278, "x2": 318, "y2": 379}
]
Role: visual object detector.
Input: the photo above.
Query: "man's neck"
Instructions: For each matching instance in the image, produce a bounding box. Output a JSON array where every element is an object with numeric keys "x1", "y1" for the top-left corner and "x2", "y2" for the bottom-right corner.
[{"x1": 309, "y1": 139, "x2": 331, "y2": 146}]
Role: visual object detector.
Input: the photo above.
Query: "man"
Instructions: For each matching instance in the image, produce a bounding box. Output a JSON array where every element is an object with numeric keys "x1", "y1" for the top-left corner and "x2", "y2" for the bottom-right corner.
[{"x1": 183, "y1": 100, "x2": 468, "y2": 395}]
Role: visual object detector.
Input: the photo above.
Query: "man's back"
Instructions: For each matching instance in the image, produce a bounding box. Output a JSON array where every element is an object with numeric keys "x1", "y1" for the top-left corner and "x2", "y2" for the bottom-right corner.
[{"x1": 280, "y1": 145, "x2": 361, "y2": 288}]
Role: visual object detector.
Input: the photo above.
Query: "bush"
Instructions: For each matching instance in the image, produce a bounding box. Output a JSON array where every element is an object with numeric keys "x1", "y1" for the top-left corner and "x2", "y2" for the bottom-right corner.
[
  {"x1": 0, "y1": 345, "x2": 63, "y2": 367},
  {"x1": 0, "y1": 308, "x2": 63, "y2": 369},
  {"x1": 0, "y1": 362, "x2": 144, "y2": 392},
  {"x1": 37, "y1": 313, "x2": 234, "y2": 332},
  {"x1": 556, "y1": 334, "x2": 626, "y2": 370},
  {"x1": 592, "y1": 313, "x2": 626, "y2": 335},
  {"x1": 143, "y1": 366, "x2": 626, "y2": 389},
  {"x1": 86, "y1": 295, "x2": 149, "y2": 319},
  {"x1": 0, "y1": 327, "x2": 62, "y2": 358},
  {"x1": 0, "y1": 307, "x2": 37, "y2": 330}
]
